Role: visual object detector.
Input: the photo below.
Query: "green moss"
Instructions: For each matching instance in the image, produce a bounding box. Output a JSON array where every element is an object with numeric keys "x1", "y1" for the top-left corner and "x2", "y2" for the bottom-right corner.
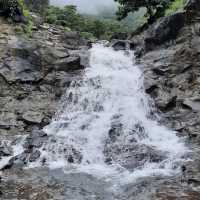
[
  {"x1": 18, "y1": 0, "x2": 33, "y2": 36},
  {"x1": 64, "y1": 27, "x2": 71, "y2": 32},
  {"x1": 165, "y1": 0, "x2": 186, "y2": 16},
  {"x1": 80, "y1": 32, "x2": 96, "y2": 42}
]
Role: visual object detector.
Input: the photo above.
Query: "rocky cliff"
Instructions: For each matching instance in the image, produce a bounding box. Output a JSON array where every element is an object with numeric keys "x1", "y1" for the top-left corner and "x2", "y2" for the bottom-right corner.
[
  {"x1": 1, "y1": 0, "x2": 200, "y2": 199},
  {"x1": 133, "y1": 0, "x2": 200, "y2": 198},
  {"x1": 0, "y1": 13, "x2": 92, "y2": 197},
  {"x1": 0, "y1": 15, "x2": 90, "y2": 161}
]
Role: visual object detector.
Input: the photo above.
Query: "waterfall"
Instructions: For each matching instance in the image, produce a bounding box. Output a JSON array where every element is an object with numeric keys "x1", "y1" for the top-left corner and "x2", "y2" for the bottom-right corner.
[{"x1": 30, "y1": 43, "x2": 186, "y2": 183}]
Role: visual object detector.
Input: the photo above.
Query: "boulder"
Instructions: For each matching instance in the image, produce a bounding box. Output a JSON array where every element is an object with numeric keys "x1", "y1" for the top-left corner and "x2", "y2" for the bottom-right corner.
[
  {"x1": 49, "y1": 49, "x2": 69, "y2": 59},
  {"x1": 108, "y1": 123, "x2": 123, "y2": 143},
  {"x1": 144, "y1": 78, "x2": 158, "y2": 95},
  {"x1": 0, "y1": 142, "x2": 13, "y2": 157},
  {"x1": 104, "y1": 143, "x2": 166, "y2": 170},
  {"x1": 0, "y1": 112, "x2": 18, "y2": 130},
  {"x1": 23, "y1": 130, "x2": 47, "y2": 150},
  {"x1": 22, "y1": 111, "x2": 44, "y2": 125},
  {"x1": 62, "y1": 31, "x2": 90, "y2": 49},
  {"x1": 156, "y1": 95, "x2": 177, "y2": 112},
  {"x1": 29, "y1": 149, "x2": 41, "y2": 162},
  {"x1": 145, "y1": 11, "x2": 186, "y2": 51},
  {"x1": 54, "y1": 56, "x2": 84, "y2": 72},
  {"x1": 185, "y1": 0, "x2": 200, "y2": 11},
  {"x1": 1, "y1": 152, "x2": 29, "y2": 170},
  {"x1": 0, "y1": 57, "x2": 42, "y2": 83},
  {"x1": 111, "y1": 40, "x2": 134, "y2": 51},
  {"x1": 183, "y1": 98, "x2": 200, "y2": 111}
]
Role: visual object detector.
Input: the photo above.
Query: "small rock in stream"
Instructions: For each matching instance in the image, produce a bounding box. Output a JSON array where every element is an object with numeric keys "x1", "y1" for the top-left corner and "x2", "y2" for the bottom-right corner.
[
  {"x1": 29, "y1": 149, "x2": 41, "y2": 162},
  {"x1": 0, "y1": 142, "x2": 13, "y2": 157}
]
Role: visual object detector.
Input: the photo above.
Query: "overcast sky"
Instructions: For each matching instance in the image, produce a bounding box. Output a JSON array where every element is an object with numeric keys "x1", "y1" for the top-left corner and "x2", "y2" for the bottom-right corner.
[{"x1": 50, "y1": 0, "x2": 117, "y2": 14}]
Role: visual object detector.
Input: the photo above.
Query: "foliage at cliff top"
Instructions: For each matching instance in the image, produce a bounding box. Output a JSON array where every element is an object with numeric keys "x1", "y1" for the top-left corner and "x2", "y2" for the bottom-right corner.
[
  {"x1": 165, "y1": 0, "x2": 186, "y2": 16},
  {"x1": 45, "y1": 5, "x2": 125, "y2": 40},
  {"x1": 24, "y1": 0, "x2": 49, "y2": 14},
  {"x1": 114, "y1": 0, "x2": 178, "y2": 24}
]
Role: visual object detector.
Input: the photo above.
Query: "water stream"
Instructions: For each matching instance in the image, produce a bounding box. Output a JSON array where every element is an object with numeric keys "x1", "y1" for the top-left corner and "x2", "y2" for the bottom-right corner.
[
  {"x1": 0, "y1": 44, "x2": 187, "y2": 199},
  {"x1": 34, "y1": 44, "x2": 187, "y2": 183}
]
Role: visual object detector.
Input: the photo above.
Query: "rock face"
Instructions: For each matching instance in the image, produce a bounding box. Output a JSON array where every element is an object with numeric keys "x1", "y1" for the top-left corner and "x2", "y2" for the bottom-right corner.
[
  {"x1": 133, "y1": 0, "x2": 200, "y2": 199},
  {"x1": 0, "y1": 17, "x2": 89, "y2": 172},
  {"x1": 110, "y1": 40, "x2": 134, "y2": 51},
  {"x1": 185, "y1": 0, "x2": 200, "y2": 11},
  {"x1": 144, "y1": 11, "x2": 186, "y2": 51},
  {"x1": 0, "y1": 18, "x2": 89, "y2": 138}
]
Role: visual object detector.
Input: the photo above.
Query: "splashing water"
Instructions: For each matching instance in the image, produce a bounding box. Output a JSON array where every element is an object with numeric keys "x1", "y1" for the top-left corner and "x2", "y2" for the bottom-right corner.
[{"x1": 33, "y1": 43, "x2": 186, "y2": 183}]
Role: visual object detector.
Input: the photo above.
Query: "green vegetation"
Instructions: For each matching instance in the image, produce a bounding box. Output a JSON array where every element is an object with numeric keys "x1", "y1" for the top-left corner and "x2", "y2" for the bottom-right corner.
[
  {"x1": 114, "y1": 0, "x2": 177, "y2": 24},
  {"x1": 121, "y1": 8, "x2": 147, "y2": 32},
  {"x1": 17, "y1": 0, "x2": 33, "y2": 36},
  {"x1": 165, "y1": 0, "x2": 186, "y2": 16},
  {"x1": 44, "y1": 5, "x2": 150, "y2": 40},
  {"x1": 45, "y1": 5, "x2": 124, "y2": 40},
  {"x1": 1, "y1": 0, "x2": 188, "y2": 39},
  {"x1": 24, "y1": 0, "x2": 49, "y2": 15}
]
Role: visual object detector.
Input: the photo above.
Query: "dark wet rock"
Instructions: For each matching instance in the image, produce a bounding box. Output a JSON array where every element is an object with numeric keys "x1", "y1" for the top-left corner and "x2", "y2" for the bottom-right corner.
[
  {"x1": 54, "y1": 56, "x2": 84, "y2": 72},
  {"x1": 49, "y1": 48, "x2": 69, "y2": 59},
  {"x1": 29, "y1": 149, "x2": 41, "y2": 162},
  {"x1": 2, "y1": 130, "x2": 47, "y2": 169},
  {"x1": 8, "y1": 37, "x2": 38, "y2": 62},
  {"x1": 182, "y1": 98, "x2": 200, "y2": 111},
  {"x1": 152, "y1": 65, "x2": 171, "y2": 76},
  {"x1": 23, "y1": 130, "x2": 48, "y2": 150},
  {"x1": 185, "y1": 0, "x2": 200, "y2": 12},
  {"x1": 157, "y1": 95, "x2": 177, "y2": 112},
  {"x1": 144, "y1": 78, "x2": 159, "y2": 95},
  {"x1": 22, "y1": 111, "x2": 44, "y2": 125},
  {"x1": 134, "y1": 0, "x2": 200, "y2": 198},
  {"x1": 108, "y1": 123, "x2": 123, "y2": 143},
  {"x1": 67, "y1": 155, "x2": 74, "y2": 163},
  {"x1": 0, "y1": 142, "x2": 13, "y2": 157},
  {"x1": 62, "y1": 31, "x2": 90, "y2": 49},
  {"x1": 33, "y1": 130, "x2": 47, "y2": 138},
  {"x1": 104, "y1": 118, "x2": 164, "y2": 171},
  {"x1": 105, "y1": 143, "x2": 166, "y2": 170},
  {"x1": 0, "y1": 18, "x2": 88, "y2": 137},
  {"x1": 0, "y1": 57, "x2": 42, "y2": 83},
  {"x1": 111, "y1": 40, "x2": 127, "y2": 51},
  {"x1": 111, "y1": 40, "x2": 134, "y2": 51},
  {"x1": 64, "y1": 147, "x2": 83, "y2": 164},
  {"x1": 2, "y1": 152, "x2": 28, "y2": 170},
  {"x1": 145, "y1": 11, "x2": 186, "y2": 51}
]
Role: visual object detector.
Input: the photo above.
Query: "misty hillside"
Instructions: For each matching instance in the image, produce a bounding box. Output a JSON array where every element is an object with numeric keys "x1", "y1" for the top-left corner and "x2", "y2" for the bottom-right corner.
[
  {"x1": 50, "y1": 0, "x2": 117, "y2": 15},
  {"x1": 47, "y1": 0, "x2": 147, "y2": 40}
]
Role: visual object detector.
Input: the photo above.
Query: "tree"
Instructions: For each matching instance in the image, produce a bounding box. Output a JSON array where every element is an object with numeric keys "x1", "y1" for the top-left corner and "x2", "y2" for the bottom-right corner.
[
  {"x1": 24, "y1": 0, "x2": 49, "y2": 14},
  {"x1": 0, "y1": 0, "x2": 26, "y2": 22},
  {"x1": 114, "y1": 0, "x2": 176, "y2": 24}
]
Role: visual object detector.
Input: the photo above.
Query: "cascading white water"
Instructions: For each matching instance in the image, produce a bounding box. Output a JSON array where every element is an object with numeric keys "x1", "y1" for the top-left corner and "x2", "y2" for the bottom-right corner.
[{"x1": 36, "y1": 43, "x2": 186, "y2": 182}]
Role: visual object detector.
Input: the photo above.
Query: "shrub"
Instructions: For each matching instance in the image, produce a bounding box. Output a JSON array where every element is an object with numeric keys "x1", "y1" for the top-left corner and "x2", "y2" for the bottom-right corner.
[{"x1": 165, "y1": 0, "x2": 186, "y2": 16}]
